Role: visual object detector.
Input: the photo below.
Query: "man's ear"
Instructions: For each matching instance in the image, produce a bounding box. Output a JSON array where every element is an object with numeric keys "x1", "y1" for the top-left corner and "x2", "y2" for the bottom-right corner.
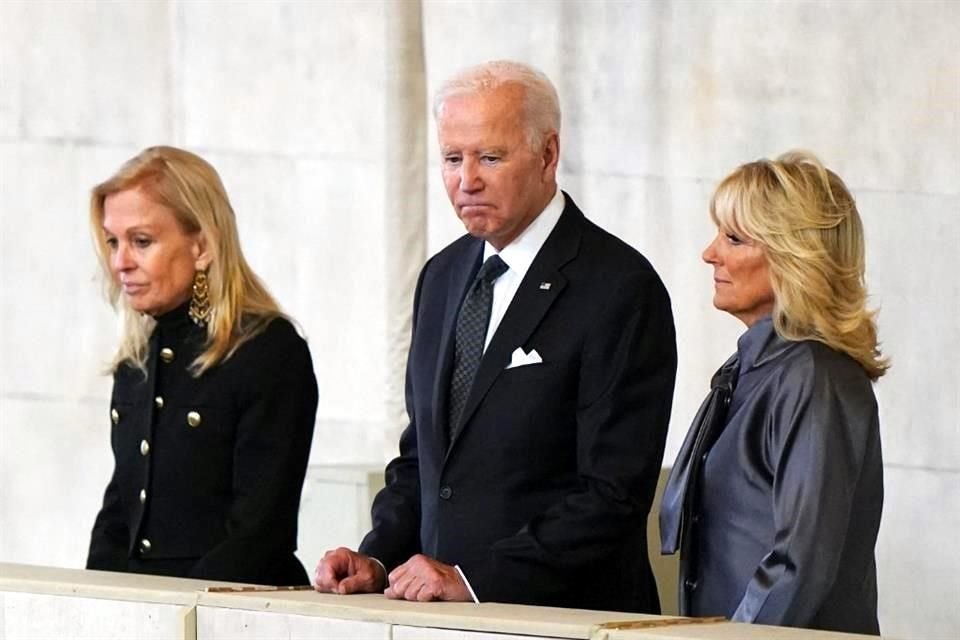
[
  {"x1": 541, "y1": 131, "x2": 560, "y2": 176},
  {"x1": 193, "y1": 232, "x2": 211, "y2": 271}
]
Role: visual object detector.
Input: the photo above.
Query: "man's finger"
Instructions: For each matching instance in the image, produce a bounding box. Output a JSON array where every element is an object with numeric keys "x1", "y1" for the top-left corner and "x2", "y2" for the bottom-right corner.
[
  {"x1": 313, "y1": 560, "x2": 341, "y2": 592},
  {"x1": 387, "y1": 563, "x2": 408, "y2": 585},
  {"x1": 416, "y1": 582, "x2": 437, "y2": 602}
]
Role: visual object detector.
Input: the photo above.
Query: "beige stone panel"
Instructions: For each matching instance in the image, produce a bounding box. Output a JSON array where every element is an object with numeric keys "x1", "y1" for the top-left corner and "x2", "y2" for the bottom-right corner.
[
  {"x1": 0, "y1": 397, "x2": 111, "y2": 568},
  {"x1": 196, "y1": 590, "x2": 665, "y2": 639},
  {"x1": 393, "y1": 625, "x2": 562, "y2": 640},
  {"x1": 176, "y1": 1, "x2": 387, "y2": 158},
  {"x1": 857, "y1": 190, "x2": 960, "y2": 471},
  {"x1": 308, "y1": 418, "x2": 392, "y2": 467},
  {"x1": 197, "y1": 605, "x2": 390, "y2": 640},
  {"x1": 296, "y1": 464, "x2": 384, "y2": 573},
  {"x1": 6, "y1": 0, "x2": 171, "y2": 144},
  {"x1": 2, "y1": 592, "x2": 190, "y2": 640},
  {"x1": 422, "y1": 0, "x2": 566, "y2": 88},
  {"x1": 0, "y1": 1, "x2": 27, "y2": 139},
  {"x1": 876, "y1": 466, "x2": 960, "y2": 639},
  {"x1": 554, "y1": 1, "x2": 959, "y2": 196},
  {"x1": 0, "y1": 141, "x2": 129, "y2": 399}
]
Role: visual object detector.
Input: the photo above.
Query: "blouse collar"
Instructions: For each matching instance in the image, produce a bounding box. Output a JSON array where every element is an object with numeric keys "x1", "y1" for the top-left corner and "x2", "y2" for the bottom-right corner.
[{"x1": 736, "y1": 315, "x2": 794, "y2": 375}]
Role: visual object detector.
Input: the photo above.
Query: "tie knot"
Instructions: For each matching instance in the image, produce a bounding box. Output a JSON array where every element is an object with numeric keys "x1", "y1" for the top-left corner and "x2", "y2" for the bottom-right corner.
[{"x1": 476, "y1": 254, "x2": 509, "y2": 284}]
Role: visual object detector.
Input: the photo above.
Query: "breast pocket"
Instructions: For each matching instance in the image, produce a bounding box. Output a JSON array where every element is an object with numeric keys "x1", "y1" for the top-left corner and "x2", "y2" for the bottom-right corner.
[{"x1": 492, "y1": 361, "x2": 578, "y2": 454}]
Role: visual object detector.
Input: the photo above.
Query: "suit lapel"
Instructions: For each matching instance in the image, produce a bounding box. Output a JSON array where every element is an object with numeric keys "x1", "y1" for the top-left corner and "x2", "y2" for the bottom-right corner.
[
  {"x1": 431, "y1": 240, "x2": 484, "y2": 451},
  {"x1": 446, "y1": 197, "x2": 584, "y2": 456}
]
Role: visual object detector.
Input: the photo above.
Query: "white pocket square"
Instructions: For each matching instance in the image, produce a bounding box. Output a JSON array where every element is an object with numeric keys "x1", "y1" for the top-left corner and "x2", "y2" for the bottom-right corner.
[{"x1": 506, "y1": 347, "x2": 543, "y2": 369}]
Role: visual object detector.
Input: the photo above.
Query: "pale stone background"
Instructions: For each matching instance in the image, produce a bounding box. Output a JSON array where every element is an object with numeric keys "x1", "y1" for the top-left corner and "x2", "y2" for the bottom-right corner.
[{"x1": 0, "y1": 1, "x2": 957, "y2": 638}]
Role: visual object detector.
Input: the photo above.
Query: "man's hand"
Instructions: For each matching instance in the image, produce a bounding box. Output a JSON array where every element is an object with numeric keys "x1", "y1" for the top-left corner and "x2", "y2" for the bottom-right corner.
[
  {"x1": 384, "y1": 554, "x2": 472, "y2": 602},
  {"x1": 314, "y1": 547, "x2": 386, "y2": 594}
]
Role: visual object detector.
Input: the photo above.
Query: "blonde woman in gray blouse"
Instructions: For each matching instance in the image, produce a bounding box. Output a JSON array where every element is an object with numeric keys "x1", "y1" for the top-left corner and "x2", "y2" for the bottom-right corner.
[{"x1": 661, "y1": 150, "x2": 888, "y2": 634}]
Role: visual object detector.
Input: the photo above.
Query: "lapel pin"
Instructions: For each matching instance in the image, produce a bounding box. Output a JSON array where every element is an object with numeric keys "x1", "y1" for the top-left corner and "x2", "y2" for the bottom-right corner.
[{"x1": 539, "y1": 282, "x2": 552, "y2": 290}]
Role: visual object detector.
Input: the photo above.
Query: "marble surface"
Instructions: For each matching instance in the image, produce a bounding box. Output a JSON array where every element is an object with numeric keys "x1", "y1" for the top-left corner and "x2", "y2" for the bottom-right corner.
[{"x1": 0, "y1": 563, "x2": 888, "y2": 640}]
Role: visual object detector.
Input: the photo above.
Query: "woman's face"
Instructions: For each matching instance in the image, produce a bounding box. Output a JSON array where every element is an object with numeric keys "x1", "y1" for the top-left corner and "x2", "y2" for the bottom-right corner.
[
  {"x1": 102, "y1": 187, "x2": 207, "y2": 317},
  {"x1": 702, "y1": 229, "x2": 775, "y2": 327}
]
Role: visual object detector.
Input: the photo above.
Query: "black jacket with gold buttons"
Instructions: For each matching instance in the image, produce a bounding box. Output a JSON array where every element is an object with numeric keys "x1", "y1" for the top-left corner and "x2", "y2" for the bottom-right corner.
[{"x1": 86, "y1": 303, "x2": 318, "y2": 585}]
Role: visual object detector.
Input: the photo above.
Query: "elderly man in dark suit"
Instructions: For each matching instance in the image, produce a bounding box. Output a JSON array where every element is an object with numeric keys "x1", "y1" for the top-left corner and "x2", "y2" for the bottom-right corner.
[{"x1": 314, "y1": 60, "x2": 677, "y2": 613}]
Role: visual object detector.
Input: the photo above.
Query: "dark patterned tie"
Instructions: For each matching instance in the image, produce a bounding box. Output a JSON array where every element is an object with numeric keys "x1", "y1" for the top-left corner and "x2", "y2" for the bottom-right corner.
[{"x1": 448, "y1": 254, "x2": 509, "y2": 438}]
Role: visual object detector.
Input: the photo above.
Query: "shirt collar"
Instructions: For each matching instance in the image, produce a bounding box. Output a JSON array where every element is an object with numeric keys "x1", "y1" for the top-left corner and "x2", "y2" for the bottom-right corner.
[{"x1": 483, "y1": 188, "x2": 565, "y2": 276}]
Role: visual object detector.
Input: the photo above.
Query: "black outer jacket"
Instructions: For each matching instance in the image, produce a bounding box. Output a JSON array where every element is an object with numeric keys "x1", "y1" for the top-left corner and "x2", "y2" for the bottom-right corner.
[{"x1": 86, "y1": 304, "x2": 318, "y2": 585}]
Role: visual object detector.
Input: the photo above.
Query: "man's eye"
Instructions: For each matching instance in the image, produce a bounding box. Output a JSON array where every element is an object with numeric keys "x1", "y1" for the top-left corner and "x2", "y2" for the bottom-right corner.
[
  {"x1": 444, "y1": 155, "x2": 462, "y2": 165},
  {"x1": 480, "y1": 155, "x2": 500, "y2": 164}
]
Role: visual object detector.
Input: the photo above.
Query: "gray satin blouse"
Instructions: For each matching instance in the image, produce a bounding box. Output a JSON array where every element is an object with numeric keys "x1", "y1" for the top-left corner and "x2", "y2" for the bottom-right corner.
[{"x1": 661, "y1": 317, "x2": 883, "y2": 634}]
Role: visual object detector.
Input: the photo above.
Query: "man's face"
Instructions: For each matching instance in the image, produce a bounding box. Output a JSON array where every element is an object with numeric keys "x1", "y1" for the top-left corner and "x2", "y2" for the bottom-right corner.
[{"x1": 437, "y1": 84, "x2": 558, "y2": 251}]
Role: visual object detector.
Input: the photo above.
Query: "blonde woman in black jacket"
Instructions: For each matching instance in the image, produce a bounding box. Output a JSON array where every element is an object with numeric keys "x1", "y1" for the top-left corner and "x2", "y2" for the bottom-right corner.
[{"x1": 86, "y1": 146, "x2": 317, "y2": 585}]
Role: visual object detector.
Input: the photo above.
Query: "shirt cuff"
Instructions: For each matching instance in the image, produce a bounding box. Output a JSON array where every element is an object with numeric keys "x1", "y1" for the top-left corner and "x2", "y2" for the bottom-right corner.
[
  {"x1": 454, "y1": 564, "x2": 480, "y2": 603},
  {"x1": 369, "y1": 557, "x2": 387, "y2": 585}
]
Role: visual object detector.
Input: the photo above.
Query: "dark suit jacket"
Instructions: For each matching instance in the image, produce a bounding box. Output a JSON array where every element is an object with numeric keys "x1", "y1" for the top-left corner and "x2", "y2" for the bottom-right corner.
[
  {"x1": 87, "y1": 304, "x2": 318, "y2": 585},
  {"x1": 360, "y1": 194, "x2": 677, "y2": 612}
]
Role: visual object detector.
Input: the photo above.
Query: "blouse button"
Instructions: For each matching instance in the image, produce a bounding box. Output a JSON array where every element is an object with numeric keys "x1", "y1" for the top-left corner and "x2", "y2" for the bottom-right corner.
[
  {"x1": 140, "y1": 439, "x2": 150, "y2": 456},
  {"x1": 139, "y1": 538, "x2": 152, "y2": 554},
  {"x1": 187, "y1": 411, "x2": 202, "y2": 428},
  {"x1": 154, "y1": 396, "x2": 164, "y2": 409},
  {"x1": 139, "y1": 489, "x2": 147, "y2": 504},
  {"x1": 160, "y1": 348, "x2": 175, "y2": 363},
  {"x1": 110, "y1": 408, "x2": 120, "y2": 424}
]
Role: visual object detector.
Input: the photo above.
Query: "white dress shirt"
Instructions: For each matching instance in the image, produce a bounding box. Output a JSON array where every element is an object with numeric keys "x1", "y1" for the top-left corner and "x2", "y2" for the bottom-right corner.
[
  {"x1": 453, "y1": 188, "x2": 565, "y2": 600},
  {"x1": 481, "y1": 188, "x2": 565, "y2": 352}
]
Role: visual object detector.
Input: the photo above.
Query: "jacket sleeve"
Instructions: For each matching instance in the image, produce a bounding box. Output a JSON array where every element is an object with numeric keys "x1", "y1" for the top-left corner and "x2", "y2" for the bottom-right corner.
[
  {"x1": 86, "y1": 469, "x2": 130, "y2": 571},
  {"x1": 472, "y1": 270, "x2": 677, "y2": 604},
  {"x1": 357, "y1": 263, "x2": 429, "y2": 570},
  {"x1": 730, "y1": 356, "x2": 879, "y2": 625},
  {"x1": 188, "y1": 320, "x2": 318, "y2": 583}
]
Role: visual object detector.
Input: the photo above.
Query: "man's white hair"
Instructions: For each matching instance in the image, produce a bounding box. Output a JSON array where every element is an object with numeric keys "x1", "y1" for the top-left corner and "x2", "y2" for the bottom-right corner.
[{"x1": 433, "y1": 60, "x2": 561, "y2": 149}]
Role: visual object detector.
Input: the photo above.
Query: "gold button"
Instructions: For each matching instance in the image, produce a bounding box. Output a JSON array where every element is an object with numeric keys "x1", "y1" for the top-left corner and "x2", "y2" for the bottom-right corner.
[
  {"x1": 140, "y1": 439, "x2": 150, "y2": 456},
  {"x1": 139, "y1": 489, "x2": 147, "y2": 504},
  {"x1": 160, "y1": 348, "x2": 175, "y2": 363},
  {"x1": 140, "y1": 538, "x2": 151, "y2": 553},
  {"x1": 110, "y1": 408, "x2": 119, "y2": 424},
  {"x1": 187, "y1": 411, "x2": 202, "y2": 428},
  {"x1": 154, "y1": 396, "x2": 164, "y2": 409}
]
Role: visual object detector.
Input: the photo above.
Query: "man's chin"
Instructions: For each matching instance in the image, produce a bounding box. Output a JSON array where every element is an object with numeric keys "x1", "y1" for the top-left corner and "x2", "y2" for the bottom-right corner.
[{"x1": 460, "y1": 219, "x2": 492, "y2": 239}]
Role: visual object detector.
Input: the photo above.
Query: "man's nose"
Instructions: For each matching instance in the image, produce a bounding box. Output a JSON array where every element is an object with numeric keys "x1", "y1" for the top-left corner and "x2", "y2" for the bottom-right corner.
[{"x1": 459, "y1": 158, "x2": 482, "y2": 192}]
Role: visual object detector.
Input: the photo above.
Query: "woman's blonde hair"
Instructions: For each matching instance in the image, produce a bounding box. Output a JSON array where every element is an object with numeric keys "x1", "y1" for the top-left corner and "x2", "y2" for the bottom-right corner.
[
  {"x1": 710, "y1": 150, "x2": 888, "y2": 380},
  {"x1": 90, "y1": 145, "x2": 283, "y2": 375}
]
